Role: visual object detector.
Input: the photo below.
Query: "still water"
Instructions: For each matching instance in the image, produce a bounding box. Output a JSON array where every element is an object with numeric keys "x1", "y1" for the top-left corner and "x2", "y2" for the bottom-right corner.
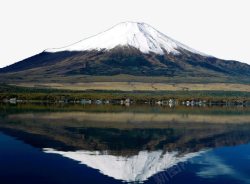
[{"x1": 0, "y1": 104, "x2": 250, "y2": 184}]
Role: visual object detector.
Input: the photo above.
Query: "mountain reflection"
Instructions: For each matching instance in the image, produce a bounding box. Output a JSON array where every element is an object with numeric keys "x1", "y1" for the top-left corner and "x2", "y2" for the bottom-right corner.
[
  {"x1": 44, "y1": 149, "x2": 204, "y2": 182},
  {"x1": 0, "y1": 104, "x2": 250, "y2": 183}
]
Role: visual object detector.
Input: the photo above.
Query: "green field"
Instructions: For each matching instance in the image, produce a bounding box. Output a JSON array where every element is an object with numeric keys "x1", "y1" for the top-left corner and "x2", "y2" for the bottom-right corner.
[
  {"x1": 1, "y1": 83, "x2": 250, "y2": 103},
  {"x1": 13, "y1": 82, "x2": 250, "y2": 92}
]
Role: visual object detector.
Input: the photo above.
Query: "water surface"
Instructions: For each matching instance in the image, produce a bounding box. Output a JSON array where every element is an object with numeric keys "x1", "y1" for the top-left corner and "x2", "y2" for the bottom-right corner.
[{"x1": 0, "y1": 104, "x2": 250, "y2": 184}]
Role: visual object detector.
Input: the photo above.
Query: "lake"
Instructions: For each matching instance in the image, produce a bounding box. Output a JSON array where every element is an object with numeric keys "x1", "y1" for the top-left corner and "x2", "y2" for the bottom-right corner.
[{"x1": 0, "y1": 103, "x2": 250, "y2": 184}]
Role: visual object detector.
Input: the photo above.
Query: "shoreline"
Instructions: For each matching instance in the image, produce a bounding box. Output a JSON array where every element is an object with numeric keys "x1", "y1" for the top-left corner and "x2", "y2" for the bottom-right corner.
[{"x1": 1, "y1": 83, "x2": 250, "y2": 106}]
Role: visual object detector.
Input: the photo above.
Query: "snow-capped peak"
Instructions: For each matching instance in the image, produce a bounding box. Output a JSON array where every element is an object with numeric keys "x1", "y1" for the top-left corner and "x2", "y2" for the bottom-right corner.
[{"x1": 46, "y1": 21, "x2": 206, "y2": 56}]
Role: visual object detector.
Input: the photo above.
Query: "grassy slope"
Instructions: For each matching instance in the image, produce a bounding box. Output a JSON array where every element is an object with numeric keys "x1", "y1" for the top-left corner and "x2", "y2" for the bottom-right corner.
[
  {"x1": 13, "y1": 82, "x2": 250, "y2": 92},
  {"x1": 1, "y1": 84, "x2": 250, "y2": 102},
  {"x1": 1, "y1": 73, "x2": 250, "y2": 84}
]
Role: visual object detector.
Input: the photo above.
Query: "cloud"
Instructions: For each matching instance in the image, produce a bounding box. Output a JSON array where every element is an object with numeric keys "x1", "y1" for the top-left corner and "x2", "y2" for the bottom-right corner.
[{"x1": 196, "y1": 152, "x2": 250, "y2": 184}]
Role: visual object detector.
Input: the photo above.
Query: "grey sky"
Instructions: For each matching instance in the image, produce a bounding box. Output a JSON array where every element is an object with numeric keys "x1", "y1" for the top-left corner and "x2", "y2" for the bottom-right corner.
[{"x1": 1, "y1": 0, "x2": 250, "y2": 68}]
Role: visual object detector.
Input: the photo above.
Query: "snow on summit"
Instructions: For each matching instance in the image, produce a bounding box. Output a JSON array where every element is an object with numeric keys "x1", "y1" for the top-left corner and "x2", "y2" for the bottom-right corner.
[{"x1": 46, "y1": 22, "x2": 206, "y2": 56}]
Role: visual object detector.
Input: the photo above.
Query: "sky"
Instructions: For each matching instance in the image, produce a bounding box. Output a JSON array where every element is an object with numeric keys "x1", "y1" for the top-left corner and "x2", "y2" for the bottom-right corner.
[{"x1": 1, "y1": 0, "x2": 250, "y2": 68}]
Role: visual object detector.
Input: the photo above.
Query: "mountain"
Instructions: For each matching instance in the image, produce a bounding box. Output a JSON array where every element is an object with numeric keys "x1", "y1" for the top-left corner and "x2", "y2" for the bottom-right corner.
[{"x1": 1, "y1": 22, "x2": 250, "y2": 84}]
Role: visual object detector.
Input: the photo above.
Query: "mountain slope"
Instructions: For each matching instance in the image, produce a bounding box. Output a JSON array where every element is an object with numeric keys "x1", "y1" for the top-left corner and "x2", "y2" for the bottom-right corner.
[{"x1": 1, "y1": 22, "x2": 250, "y2": 84}]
